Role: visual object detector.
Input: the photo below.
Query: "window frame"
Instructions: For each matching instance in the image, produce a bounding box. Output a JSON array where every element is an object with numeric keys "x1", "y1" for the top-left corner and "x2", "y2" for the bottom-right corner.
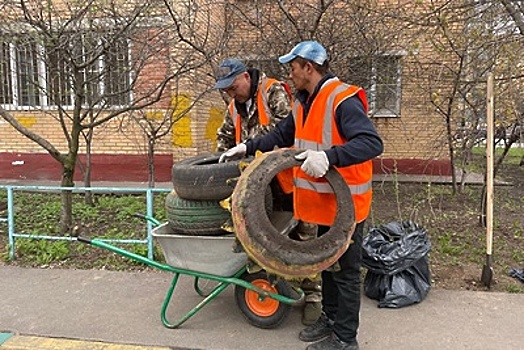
[
  {"x1": 0, "y1": 33, "x2": 132, "y2": 110},
  {"x1": 347, "y1": 53, "x2": 404, "y2": 118}
]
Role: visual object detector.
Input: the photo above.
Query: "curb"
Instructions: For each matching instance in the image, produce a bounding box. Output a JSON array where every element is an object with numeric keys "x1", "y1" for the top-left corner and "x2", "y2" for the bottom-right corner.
[{"x1": 0, "y1": 334, "x2": 172, "y2": 350}]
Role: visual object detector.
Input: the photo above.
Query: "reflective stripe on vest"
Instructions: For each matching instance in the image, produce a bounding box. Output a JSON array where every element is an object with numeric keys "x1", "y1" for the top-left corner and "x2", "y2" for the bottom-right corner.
[
  {"x1": 292, "y1": 78, "x2": 373, "y2": 225},
  {"x1": 294, "y1": 178, "x2": 372, "y2": 195}
]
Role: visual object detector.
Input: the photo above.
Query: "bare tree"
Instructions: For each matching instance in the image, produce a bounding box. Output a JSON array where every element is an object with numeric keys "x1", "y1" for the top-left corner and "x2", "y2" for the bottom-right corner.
[
  {"x1": 499, "y1": 0, "x2": 524, "y2": 33},
  {"x1": 0, "y1": 0, "x2": 206, "y2": 232},
  {"x1": 125, "y1": 89, "x2": 207, "y2": 188},
  {"x1": 224, "y1": 1, "x2": 401, "y2": 76}
]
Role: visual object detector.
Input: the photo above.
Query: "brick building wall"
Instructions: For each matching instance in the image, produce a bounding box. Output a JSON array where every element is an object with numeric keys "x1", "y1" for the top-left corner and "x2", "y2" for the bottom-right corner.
[
  {"x1": 0, "y1": 0, "x2": 228, "y2": 181},
  {"x1": 221, "y1": 0, "x2": 452, "y2": 175},
  {"x1": 1, "y1": 0, "x2": 459, "y2": 181}
]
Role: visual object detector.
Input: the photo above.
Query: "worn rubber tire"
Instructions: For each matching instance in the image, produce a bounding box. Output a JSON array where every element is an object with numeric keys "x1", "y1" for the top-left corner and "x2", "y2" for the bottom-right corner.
[
  {"x1": 171, "y1": 152, "x2": 249, "y2": 201},
  {"x1": 234, "y1": 271, "x2": 293, "y2": 329},
  {"x1": 231, "y1": 149, "x2": 356, "y2": 279},
  {"x1": 165, "y1": 190, "x2": 230, "y2": 236}
]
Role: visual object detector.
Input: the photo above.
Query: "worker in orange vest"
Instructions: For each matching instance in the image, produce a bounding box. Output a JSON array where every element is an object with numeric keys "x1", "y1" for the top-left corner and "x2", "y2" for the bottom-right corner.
[
  {"x1": 215, "y1": 58, "x2": 292, "y2": 153},
  {"x1": 214, "y1": 57, "x2": 322, "y2": 326},
  {"x1": 220, "y1": 41, "x2": 383, "y2": 350}
]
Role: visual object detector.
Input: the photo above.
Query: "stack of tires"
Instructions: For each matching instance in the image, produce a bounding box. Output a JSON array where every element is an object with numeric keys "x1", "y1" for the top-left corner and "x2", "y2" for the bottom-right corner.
[
  {"x1": 167, "y1": 151, "x2": 300, "y2": 329},
  {"x1": 166, "y1": 153, "x2": 243, "y2": 236}
]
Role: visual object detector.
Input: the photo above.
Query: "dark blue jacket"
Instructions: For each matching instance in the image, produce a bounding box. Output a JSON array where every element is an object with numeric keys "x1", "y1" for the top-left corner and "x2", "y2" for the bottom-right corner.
[{"x1": 245, "y1": 73, "x2": 383, "y2": 167}]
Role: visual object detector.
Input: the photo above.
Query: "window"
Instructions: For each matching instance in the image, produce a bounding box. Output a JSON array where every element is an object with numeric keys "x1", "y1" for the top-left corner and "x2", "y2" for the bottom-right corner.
[
  {"x1": 245, "y1": 54, "x2": 402, "y2": 117},
  {"x1": 15, "y1": 38, "x2": 41, "y2": 106},
  {"x1": 347, "y1": 54, "x2": 402, "y2": 118},
  {"x1": 47, "y1": 42, "x2": 72, "y2": 106},
  {"x1": 0, "y1": 42, "x2": 13, "y2": 105},
  {"x1": 0, "y1": 33, "x2": 131, "y2": 109},
  {"x1": 103, "y1": 38, "x2": 131, "y2": 106}
]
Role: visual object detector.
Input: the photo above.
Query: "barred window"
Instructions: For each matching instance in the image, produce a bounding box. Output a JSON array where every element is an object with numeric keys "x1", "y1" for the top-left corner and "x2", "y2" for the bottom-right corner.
[
  {"x1": 103, "y1": 38, "x2": 131, "y2": 106},
  {"x1": 15, "y1": 38, "x2": 41, "y2": 106},
  {"x1": 0, "y1": 42, "x2": 13, "y2": 105},
  {"x1": 0, "y1": 34, "x2": 131, "y2": 109},
  {"x1": 347, "y1": 55, "x2": 402, "y2": 118},
  {"x1": 47, "y1": 42, "x2": 72, "y2": 106}
]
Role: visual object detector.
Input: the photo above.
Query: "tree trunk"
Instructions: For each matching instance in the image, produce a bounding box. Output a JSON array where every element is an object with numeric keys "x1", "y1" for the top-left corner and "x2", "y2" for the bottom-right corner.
[
  {"x1": 147, "y1": 137, "x2": 156, "y2": 188},
  {"x1": 60, "y1": 159, "x2": 75, "y2": 234},
  {"x1": 83, "y1": 129, "x2": 94, "y2": 206}
]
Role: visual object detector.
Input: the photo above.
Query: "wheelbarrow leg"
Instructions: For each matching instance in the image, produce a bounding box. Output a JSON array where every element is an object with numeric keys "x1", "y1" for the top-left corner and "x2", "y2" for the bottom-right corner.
[{"x1": 161, "y1": 271, "x2": 241, "y2": 329}]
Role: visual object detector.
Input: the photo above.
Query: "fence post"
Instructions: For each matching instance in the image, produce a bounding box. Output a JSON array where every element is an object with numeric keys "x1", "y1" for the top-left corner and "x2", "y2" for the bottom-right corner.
[
  {"x1": 7, "y1": 187, "x2": 15, "y2": 260},
  {"x1": 146, "y1": 188, "x2": 154, "y2": 260}
]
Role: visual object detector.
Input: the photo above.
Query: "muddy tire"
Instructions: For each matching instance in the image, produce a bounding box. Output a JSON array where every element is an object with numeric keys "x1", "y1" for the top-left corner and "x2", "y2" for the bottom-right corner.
[
  {"x1": 231, "y1": 149, "x2": 356, "y2": 278},
  {"x1": 171, "y1": 153, "x2": 248, "y2": 201},
  {"x1": 234, "y1": 271, "x2": 293, "y2": 329},
  {"x1": 165, "y1": 190, "x2": 230, "y2": 236}
]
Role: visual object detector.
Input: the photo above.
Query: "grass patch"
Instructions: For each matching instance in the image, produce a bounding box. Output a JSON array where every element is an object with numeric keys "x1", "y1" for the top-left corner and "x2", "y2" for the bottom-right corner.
[
  {"x1": 472, "y1": 145, "x2": 524, "y2": 165},
  {"x1": 1, "y1": 190, "x2": 169, "y2": 269},
  {"x1": 505, "y1": 284, "x2": 524, "y2": 293}
]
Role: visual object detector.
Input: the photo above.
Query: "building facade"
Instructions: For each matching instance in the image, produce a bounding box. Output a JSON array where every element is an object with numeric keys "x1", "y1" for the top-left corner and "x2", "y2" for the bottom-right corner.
[{"x1": 0, "y1": 0, "x2": 457, "y2": 183}]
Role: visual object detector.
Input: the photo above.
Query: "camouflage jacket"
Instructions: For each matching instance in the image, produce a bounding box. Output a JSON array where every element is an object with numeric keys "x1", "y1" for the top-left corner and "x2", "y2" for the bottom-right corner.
[{"x1": 216, "y1": 69, "x2": 292, "y2": 152}]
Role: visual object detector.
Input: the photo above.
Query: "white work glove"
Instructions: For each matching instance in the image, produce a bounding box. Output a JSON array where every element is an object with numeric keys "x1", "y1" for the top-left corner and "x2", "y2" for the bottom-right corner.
[
  {"x1": 295, "y1": 150, "x2": 329, "y2": 178},
  {"x1": 219, "y1": 143, "x2": 247, "y2": 163}
]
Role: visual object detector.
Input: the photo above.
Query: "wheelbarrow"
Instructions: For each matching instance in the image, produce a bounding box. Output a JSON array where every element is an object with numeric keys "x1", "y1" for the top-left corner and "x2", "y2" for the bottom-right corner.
[{"x1": 77, "y1": 222, "x2": 303, "y2": 329}]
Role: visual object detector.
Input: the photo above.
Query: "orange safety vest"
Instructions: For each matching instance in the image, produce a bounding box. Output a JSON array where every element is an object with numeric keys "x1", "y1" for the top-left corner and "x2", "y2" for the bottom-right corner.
[
  {"x1": 228, "y1": 77, "x2": 291, "y2": 144},
  {"x1": 292, "y1": 79, "x2": 373, "y2": 225},
  {"x1": 228, "y1": 77, "x2": 294, "y2": 194}
]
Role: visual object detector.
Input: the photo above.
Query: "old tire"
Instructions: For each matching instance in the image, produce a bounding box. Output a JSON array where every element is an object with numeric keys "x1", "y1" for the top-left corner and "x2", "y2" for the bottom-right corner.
[
  {"x1": 171, "y1": 153, "x2": 248, "y2": 201},
  {"x1": 234, "y1": 271, "x2": 293, "y2": 329},
  {"x1": 165, "y1": 190, "x2": 230, "y2": 236},
  {"x1": 231, "y1": 149, "x2": 356, "y2": 279}
]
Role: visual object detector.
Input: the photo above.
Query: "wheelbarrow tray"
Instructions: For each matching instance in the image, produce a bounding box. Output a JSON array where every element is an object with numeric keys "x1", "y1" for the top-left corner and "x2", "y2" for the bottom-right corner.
[
  {"x1": 77, "y1": 221, "x2": 303, "y2": 330},
  {"x1": 152, "y1": 223, "x2": 247, "y2": 277}
]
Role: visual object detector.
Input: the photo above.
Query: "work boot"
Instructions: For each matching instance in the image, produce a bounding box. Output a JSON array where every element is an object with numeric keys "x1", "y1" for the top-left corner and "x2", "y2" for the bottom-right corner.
[
  {"x1": 299, "y1": 312, "x2": 333, "y2": 342},
  {"x1": 302, "y1": 301, "x2": 322, "y2": 326},
  {"x1": 306, "y1": 333, "x2": 359, "y2": 350}
]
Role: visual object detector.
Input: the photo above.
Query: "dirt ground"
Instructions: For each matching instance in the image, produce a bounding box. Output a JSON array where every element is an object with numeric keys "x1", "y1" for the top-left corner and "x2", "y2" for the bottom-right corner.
[
  {"x1": 369, "y1": 161, "x2": 524, "y2": 293},
  {"x1": 1, "y1": 161, "x2": 523, "y2": 294}
]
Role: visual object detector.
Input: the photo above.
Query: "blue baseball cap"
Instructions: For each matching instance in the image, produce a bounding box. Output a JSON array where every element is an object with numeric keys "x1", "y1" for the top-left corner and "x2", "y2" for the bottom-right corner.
[
  {"x1": 214, "y1": 58, "x2": 247, "y2": 89},
  {"x1": 278, "y1": 41, "x2": 328, "y2": 65}
]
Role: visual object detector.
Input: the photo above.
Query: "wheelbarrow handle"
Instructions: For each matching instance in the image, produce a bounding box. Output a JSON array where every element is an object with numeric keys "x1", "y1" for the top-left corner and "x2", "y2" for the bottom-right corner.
[
  {"x1": 76, "y1": 236, "x2": 92, "y2": 244},
  {"x1": 133, "y1": 212, "x2": 161, "y2": 226}
]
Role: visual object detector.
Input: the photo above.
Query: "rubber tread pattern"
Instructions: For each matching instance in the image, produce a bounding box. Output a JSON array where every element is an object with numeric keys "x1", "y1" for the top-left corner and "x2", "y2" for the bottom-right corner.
[
  {"x1": 171, "y1": 153, "x2": 249, "y2": 201},
  {"x1": 165, "y1": 190, "x2": 230, "y2": 236},
  {"x1": 231, "y1": 149, "x2": 356, "y2": 278}
]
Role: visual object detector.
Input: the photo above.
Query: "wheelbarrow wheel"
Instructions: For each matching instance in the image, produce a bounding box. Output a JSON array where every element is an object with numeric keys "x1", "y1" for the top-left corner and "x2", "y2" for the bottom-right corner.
[{"x1": 234, "y1": 271, "x2": 293, "y2": 329}]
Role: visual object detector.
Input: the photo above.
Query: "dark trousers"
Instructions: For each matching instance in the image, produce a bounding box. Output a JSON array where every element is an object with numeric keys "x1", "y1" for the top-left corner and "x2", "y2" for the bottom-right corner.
[{"x1": 319, "y1": 221, "x2": 364, "y2": 342}]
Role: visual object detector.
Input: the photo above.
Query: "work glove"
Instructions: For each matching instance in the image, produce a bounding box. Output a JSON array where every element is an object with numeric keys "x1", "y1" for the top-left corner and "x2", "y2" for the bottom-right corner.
[
  {"x1": 219, "y1": 143, "x2": 247, "y2": 163},
  {"x1": 295, "y1": 150, "x2": 329, "y2": 178}
]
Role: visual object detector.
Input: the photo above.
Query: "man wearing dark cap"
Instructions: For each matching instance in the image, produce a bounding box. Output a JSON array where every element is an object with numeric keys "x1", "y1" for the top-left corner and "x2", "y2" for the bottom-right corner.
[
  {"x1": 220, "y1": 41, "x2": 383, "y2": 350},
  {"x1": 214, "y1": 57, "x2": 325, "y2": 326},
  {"x1": 214, "y1": 58, "x2": 292, "y2": 152}
]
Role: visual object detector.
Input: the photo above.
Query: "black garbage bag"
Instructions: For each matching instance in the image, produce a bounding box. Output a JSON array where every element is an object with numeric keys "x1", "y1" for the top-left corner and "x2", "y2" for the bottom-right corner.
[
  {"x1": 508, "y1": 268, "x2": 524, "y2": 283},
  {"x1": 362, "y1": 221, "x2": 431, "y2": 308}
]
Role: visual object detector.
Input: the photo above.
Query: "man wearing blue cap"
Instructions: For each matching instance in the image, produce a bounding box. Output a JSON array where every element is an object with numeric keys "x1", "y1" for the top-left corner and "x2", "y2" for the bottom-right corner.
[{"x1": 220, "y1": 41, "x2": 383, "y2": 350}]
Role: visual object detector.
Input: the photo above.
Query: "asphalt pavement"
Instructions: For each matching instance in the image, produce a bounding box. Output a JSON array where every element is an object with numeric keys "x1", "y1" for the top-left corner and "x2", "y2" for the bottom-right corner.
[
  {"x1": 1, "y1": 175, "x2": 521, "y2": 349},
  {"x1": 0, "y1": 265, "x2": 523, "y2": 350}
]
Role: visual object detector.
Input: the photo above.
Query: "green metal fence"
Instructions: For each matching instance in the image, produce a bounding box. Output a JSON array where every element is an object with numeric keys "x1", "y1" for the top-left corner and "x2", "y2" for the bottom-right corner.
[{"x1": 0, "y1": 185, "x2": 171, "y2": 260}]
